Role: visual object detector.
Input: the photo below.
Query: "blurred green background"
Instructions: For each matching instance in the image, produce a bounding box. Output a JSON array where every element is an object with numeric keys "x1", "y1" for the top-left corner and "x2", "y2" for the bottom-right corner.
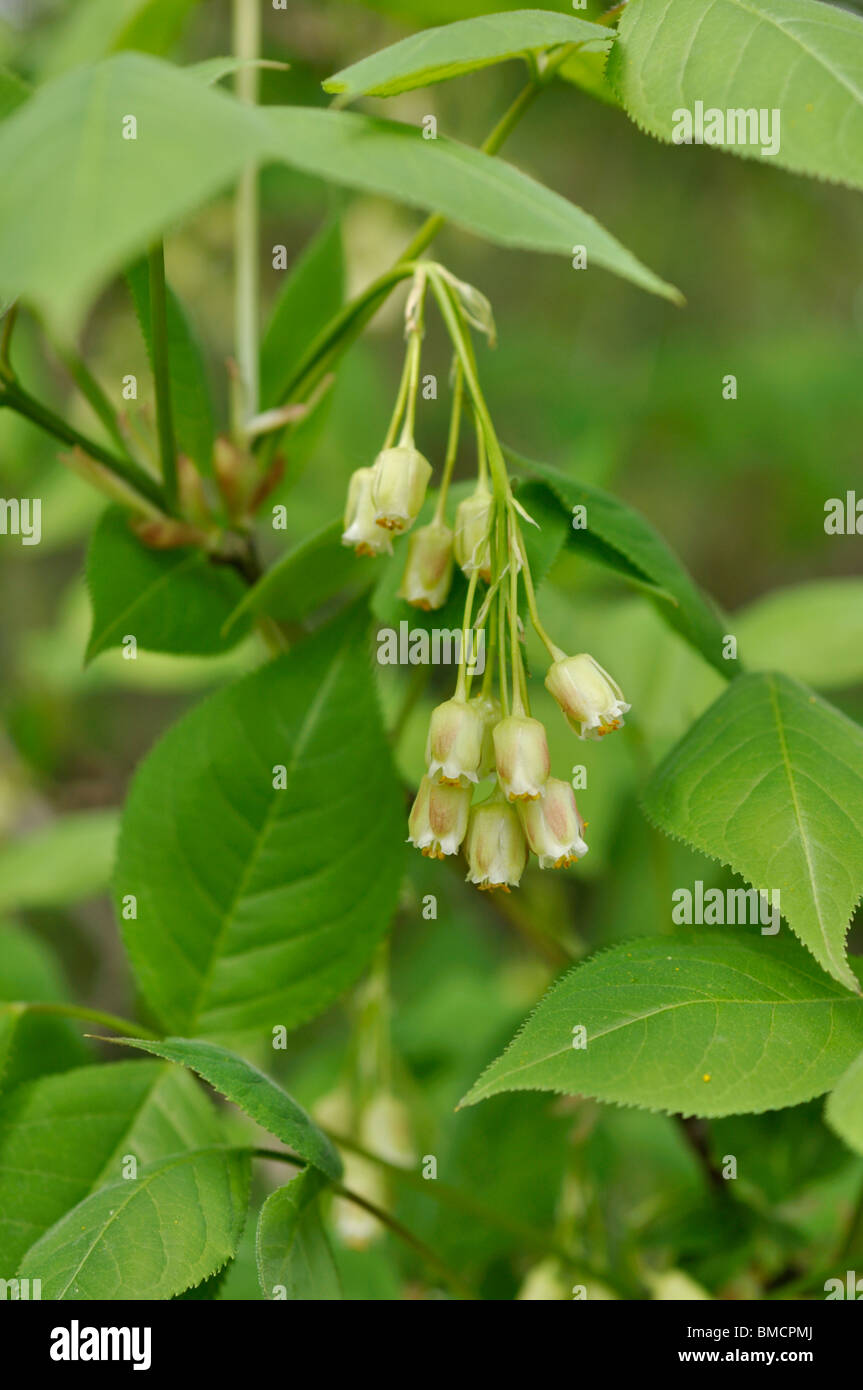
[{"x1": 1, "y1": 0, "x2": 862, "y2": 1299}]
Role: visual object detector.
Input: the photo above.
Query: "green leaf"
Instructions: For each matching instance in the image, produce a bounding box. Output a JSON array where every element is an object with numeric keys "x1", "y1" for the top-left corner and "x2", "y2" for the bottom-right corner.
[
  {"x1": 37, "y1": 0, "x2": 201, "y2": 79},
  {"x1": 462, "y1": 933, "x2": 863, "y2": 1117},
  {"x1": 228, "y1": 519, "x2": 376, "y2": 630},
  {"x1": 736, "y1": 579, "x2": 863, "y2": 691},
  {"x1": 0, "y1": 1060, "x2": 226, "y2": 1272},
  {"x1": 256, "y1": 1170, "x2": 342, "y2": 1300},
  {"x1": 104, "y1": 1037, "x2": 342, "y2": 1180},
  {"x1": 323, "y1": 11, "x2": 611, "y2": 101},
  {"x1": 259, "y1": 108, "x2": 682, "y2": 303},
  {"x1": 608, "y1": 0, "x2": 863, "y2": 191},
  {"x1": 509, "y1": 453, "x2": 730, "y2": 675},
  {"x1": 115, "y1": 606, "x2": 404, "y2": 1037},
  {"x1": 0, "y1": 67, "x2": 30, "y2": 121},
  {"x1": 19, "y1": 1147, "x2": 250, "y2": 1300},
  {"x1": 644, "y1": 673, "x2": 863, "y2": 992},
  {"x1": 825, "y1": 1049, "x2": 863, "y2": 1156},
  {"x1": 0, "y1": 924, "x2": 89, "y2": 1092},
  {"x1": 0, "y1": 809, "x2": 118, "y2": 913},
  {"x1": 260, "y1": 220, "x2": 344, "y2": 411},
  {"x1": 0, "y1": 53, "x2": 262, "y2": 329},
  {"x1": 85, "y1": 506, "x2": 250, "y2": 661},
  {"x1": 127, "y1": 258, "x2": 215, "y2": 475}
]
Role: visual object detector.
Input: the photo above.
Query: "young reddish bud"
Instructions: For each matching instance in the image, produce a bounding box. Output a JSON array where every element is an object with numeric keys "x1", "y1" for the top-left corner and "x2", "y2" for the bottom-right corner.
[
  {"x1": 454, "y1": 483, "x2": 492, "y2": 581},
  {"x1": 425, "y1": 696, "x2": 485, "y2": 786},
  {"x1": 371, "y1": 445, "x2": 432, "y2": 533},
  {"x1": 519, "y1": 778, "x2": 588, "y2": 868},
  {"x1": 493, "y1": 715, "x2": 550, "y2": 802},
  {"x1": 397, "y1": 520, "x2": 454, "y2": 610},
  {"x1": 341, "y1": 466, "x2": 393, "y2": 557},
  {"x1": 464, "y1": 797, "x2": 527, "y2": 892},
  {"x1": 544, "y1": 650, "x2": 630, "y2": 740},
  {"x1": 408, "y1": 775, "x2": 471, "y2": 858}
]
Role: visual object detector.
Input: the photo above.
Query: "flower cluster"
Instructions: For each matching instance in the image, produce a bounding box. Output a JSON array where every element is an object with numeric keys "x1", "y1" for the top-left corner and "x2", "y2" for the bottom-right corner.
[{"x1": 341, "y1": 263, "x2": 629, "y2": 892}]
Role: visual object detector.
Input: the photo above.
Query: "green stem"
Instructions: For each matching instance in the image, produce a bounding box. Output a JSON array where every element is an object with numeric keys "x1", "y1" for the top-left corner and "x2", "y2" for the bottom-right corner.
[
  {"x1": 0, "y1": 377, "x2": 168, "y2": 512},
  {"x1": 147, "y1": 241, "x2": 178, "y2": 508},
  {"x1": 20, "y1": 1002, "x2": 158, "y2": 1040},
  {"x1": 324, "y1": 1129, "x2": 635, "y2": 1295},
  {"x1": 233, "y1": 0, "x2": 261, "y2": 429},
  {"x1": 252, "y1": 1146, "x2": 475, "y2": 1300},
  {"x1": 432, "y1": 358, "x2": 463, "y2": 524},
  {"x1": 268, "y1": 56, "x2": 572, "y2": 429}
]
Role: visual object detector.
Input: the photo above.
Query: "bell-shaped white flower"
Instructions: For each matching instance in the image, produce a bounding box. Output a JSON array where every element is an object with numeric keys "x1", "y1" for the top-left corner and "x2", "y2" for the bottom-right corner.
[
  {"x1": 425, "y1": 696, "x2": 485, "y2": 785},
  {"x1": 397, "y1": 520, "x2": 454, "y2": 611},
  {"x1": 464, "y1": 794, "x2": 528, "y2": 892},
  {"x1": 519, "y1": 777, "x2": 588, "y2": 868},
  {"x1": 454, "y1": 483, "x2": 493, "y2": 581},
  {"x1": 408, "y1": 775, "x2": 471, "y2": 858},
  {"x1": 371, "y1": 445, "x2": 432, "y2": 533},
  {"x1": 341, "y1": 467, "x2": 393, "y2": 557},
  {"x1": 544, "y1": 650, "x2": 630, "y2": 740},
  {"x1": 493, "y1": 714, "x2": 551, "y2": 802}
]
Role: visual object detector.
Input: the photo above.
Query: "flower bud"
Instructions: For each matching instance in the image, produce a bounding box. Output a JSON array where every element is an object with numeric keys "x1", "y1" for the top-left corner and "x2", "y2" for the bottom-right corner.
[
  {"x1": 493, "y1": 715, "x2": 550, "y2": 801},
  {"x1": 397, "y1": 520, "x2": 454, "y2": 610},
  {"x1": 465, "y1": 797, "x2": 527, "y2": 892},
  {"x1": 454, "y1": 484, "x2": 492, "y2": 581},
  {"x1": 371, "y1": 445, "x2": 432, "y2": 533},
  {"x1": 426, "y1": 696, "x2": 485, "y2": 785},
  {"x1": 408, "y1": 775, "x2": 471, "y2": 858},
  {"x1": 544, "y1": 650, "x2": 630, "y2": 740},
  {"x1": 341, "y1": 466, "x2": 393, "y2": 557},
  {"x1": 469, "y1": 694, "x2": 501, "y2": 779},
  {"x1": 519, "y1": 777, "x2": 588, "y2": 868}
]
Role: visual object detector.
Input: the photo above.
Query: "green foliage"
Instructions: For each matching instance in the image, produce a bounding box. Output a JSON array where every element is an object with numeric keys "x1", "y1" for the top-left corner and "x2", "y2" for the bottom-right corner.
[
  {"x1": 609, "y1": 0, "x2": 863, "y2": 190},
  {"x1": 462, "y1": 933, "x2": 863, "y2": 1117},
  {"x1": 0, "y1": 809, "x2": 117, "y2": 913},
  {"x1": 105, "y1": 1037, "x2": 343, "y2": 1180},
  {"x1": 115, "y1": 607, "x2": 404, "y2": 1037},
  {"x1": 0, "y1": 924, "x2": 89, "y2": 1092},
  {"x1": 85, "y1": 507, "x2": 249, "y2": 660},
  {"x1": 259, "y1": 108, "x2": 681, "y2": 302},
  {"x1": 644, "y1": 672, "x2": 863, "y2": 991},
  {"x1": 0, "y1": 1060, "x2": 226, "y2": 1272},
  {"x1": 0, "y1": 54, "x2": 263, "y2": 330},
  {"x1": 256, "y1": 1171, "x2": 343, "y2": 1300},
  {"x1": 20, "y1": 1148, "x2": 250, "y2": 1300},
  {"x1": 510, "y1": 452, "x2": 730, "y2": 675},
  {"x1": 825, "y1": 1049, "x2": 863, "y2": 1156},
  {"x1": 229, "y1": 519, "x2": 375, "y2": 628},
  {"x1": 126, "y1": 258, "x2": 215, "y2": 475},
  {"x1": 736, "y1": 579, "x2": 863, "y2": 690},
  {"x1": 260, "y1": 220, "x2": 344, "y2": 410},
  {"x1": 323, "y1": 11, "x2": 611, "y2": 100}
]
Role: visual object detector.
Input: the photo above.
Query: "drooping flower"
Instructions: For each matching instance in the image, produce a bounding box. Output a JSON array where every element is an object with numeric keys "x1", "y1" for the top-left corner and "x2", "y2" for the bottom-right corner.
[
  {"x1": 425, "y1": 696, "x2": 486, "y2": 785},
  {"x1": 360, "y1": 1093, "x2": 414, "y2": 1169},
  {"x1": 371, "y1": 445, "x2": 432, "y2": 533},
  {"x1": 519, "y1": 777, "x2": 588, "y2": 868},
  {"x1": 397, "y1": 520, "x2": 454, "y2": 610},
  {"x1": 341, "y1": 467, "x2": 393, "y2": 557},
  {"x1": 464, "y1": 795, "x2": 528, "y2": 892},
  {"x1": 454, "y1": 483, "x2": 493, "y2": 581},
  {"x1": 408, "y1": 775, "x2": 471, "y2": 858},
  {"x1": 469, "y1": 693, "x2": 501, "y2": 779},
  {"x1": 493, "y1": 714, "x2": 551, "y2": 802},
  {"x1": 544, "y1": 650, "x2": 630, "y2": 739}
]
